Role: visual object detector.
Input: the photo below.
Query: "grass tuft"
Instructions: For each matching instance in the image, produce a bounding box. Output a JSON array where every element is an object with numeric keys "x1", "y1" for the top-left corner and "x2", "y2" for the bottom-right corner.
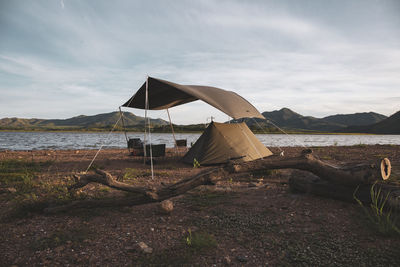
[
  {"x1": 185, "y1": 229, "x2": 217, "y2": 251},
  {"x1": 353, "y1": 182, "x2": 400, "y2": 236}
]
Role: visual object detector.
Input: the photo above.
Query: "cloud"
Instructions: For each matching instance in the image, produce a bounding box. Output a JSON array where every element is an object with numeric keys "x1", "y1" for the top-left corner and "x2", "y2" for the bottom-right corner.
[{"x1": 0, "y1": 0, "x2": 399, "y2": 123}]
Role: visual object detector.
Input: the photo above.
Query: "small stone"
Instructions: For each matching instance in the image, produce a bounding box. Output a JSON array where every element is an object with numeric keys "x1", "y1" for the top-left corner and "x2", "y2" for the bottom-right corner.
[
  {"x1": 159, "y1": 200, "x2": 173, "y2": 214},
  {"x1": 138, "y1": 242, "x2": 153, "y2": 254},
  {"x1": 223, "y1": 256, "x2": 231, "y2": 265},
  {"x1": 7, "y1": 187, "x2": 17, "y2": 193},
  {"x1": 236, "y1": 255, "x2": 248, "y2": 263}
]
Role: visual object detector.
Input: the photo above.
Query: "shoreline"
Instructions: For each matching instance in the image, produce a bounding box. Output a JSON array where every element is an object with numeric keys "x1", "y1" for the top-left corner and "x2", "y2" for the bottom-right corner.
[
  {"x1": 0, "y1": 129, "x2": 385, "y2": 135},
  {"x1": 1, "y1": 144, "x2": 399, "y2": 153}
]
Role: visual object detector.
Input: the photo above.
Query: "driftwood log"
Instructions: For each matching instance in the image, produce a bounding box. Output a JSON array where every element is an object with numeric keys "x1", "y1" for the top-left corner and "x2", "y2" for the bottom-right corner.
[
  {"x1": 289, "y1": 170, "x2": 399, "y2": 208},
  {"x1": 44, "y1": 149, "x2": 395, "y2": 213}
]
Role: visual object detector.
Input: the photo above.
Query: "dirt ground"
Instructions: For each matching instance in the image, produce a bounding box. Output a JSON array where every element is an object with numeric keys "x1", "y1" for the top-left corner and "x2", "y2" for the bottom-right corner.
[{"x1": 0, "y1": 145, "x2": 400, "y2": 266}]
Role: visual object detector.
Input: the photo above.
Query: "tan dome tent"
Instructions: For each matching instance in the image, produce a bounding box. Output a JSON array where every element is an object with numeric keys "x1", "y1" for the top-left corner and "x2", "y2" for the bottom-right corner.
[{"x1": 182, "y1": 121, "x2": 272, "y2": 165}]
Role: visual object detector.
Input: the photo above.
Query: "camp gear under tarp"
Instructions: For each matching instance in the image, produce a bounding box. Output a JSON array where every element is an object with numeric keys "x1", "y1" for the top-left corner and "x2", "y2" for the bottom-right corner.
[
  {"x1": 122, "y1": 77, "x2": 264, "y2": 120},
  {"x1": 182, "y1": 122, "x2": 273, "y2": 165}
]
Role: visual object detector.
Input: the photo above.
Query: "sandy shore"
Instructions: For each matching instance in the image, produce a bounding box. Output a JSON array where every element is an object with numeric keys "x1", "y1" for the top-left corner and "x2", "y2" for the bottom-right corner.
[{"x1": 0, "y1": 145, "x2": 399, "y2": 266}]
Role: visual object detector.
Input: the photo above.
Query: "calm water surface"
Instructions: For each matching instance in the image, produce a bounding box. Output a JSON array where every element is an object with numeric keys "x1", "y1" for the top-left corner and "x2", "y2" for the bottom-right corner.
[{"x1": 0, "y1": 132, "x2": 399, "y2": 151}]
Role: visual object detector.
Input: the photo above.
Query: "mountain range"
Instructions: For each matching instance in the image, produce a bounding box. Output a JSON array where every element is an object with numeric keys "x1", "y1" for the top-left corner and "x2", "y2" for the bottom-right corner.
[
  {"x1": 336, "y1": 110, "x2": 400, "y2": 134},
  {"x1": 0, "y1": 112, "x2": 168, "y2": 131},
  {"x1": 260, "y1": 108, "x2": 389, "y2": 132},
  {"x1": 0, "y1": 108, "x2": 398, "y2": 134}
]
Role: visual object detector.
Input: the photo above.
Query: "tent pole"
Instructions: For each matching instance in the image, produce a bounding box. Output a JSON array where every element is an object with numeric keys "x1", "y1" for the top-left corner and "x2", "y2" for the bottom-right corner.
[
  {"x1": 143, "y1": 77, "x2": 148, "y2": 162},
  {"x1": 167, "y1": 108, "x2": 178, "y2": 154},
  {"x1": 119, "y1": 106, "x2": 130, "y2": 153},
  {"x1": 145, "y1": 76, "x2": 154, "y2": 179}
]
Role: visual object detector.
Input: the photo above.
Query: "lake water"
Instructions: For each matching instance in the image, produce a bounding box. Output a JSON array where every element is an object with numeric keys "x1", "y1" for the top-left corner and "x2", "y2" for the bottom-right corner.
[{"x1": 0, "y1": 131, "x2": 399, "y2": 151}]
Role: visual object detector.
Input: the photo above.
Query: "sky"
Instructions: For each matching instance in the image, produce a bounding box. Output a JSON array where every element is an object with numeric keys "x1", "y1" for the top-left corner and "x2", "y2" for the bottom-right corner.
[{"x1": 0, "y1": 0, "x2": 399, "y2": 124}]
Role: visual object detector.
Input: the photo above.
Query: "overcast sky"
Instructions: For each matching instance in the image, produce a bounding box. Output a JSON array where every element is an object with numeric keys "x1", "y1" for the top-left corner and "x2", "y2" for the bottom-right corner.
[{"x1": 0, "y1": 0, "x2": 399, "y2": 124}]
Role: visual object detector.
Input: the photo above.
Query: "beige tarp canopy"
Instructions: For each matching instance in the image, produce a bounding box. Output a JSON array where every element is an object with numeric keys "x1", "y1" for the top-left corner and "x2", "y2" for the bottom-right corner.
[
  {"x1": 122, "y1": 77, "x2": 264, "y2": 120},
  {"x1": 182, "y1": 122, "x2": 272, "y2": 165}
]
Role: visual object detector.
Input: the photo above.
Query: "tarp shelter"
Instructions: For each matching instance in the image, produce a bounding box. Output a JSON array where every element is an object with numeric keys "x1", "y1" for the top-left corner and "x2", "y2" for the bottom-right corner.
[
  {"x1": 122, "y1": 77, "x2": 264, "y2": 120},
  {"x1": 182, "y1": 121, "x2": 273, "y2": 165}
]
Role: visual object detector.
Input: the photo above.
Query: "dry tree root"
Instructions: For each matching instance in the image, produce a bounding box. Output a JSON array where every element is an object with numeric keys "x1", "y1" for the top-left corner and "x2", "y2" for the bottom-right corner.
[{"x1": 44, "y1": 166, "x2": 228, "y2": 213}]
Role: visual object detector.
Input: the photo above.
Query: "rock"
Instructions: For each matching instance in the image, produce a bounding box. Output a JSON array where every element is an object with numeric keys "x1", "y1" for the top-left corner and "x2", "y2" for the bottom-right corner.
[
  {"x1": 159, "y1": 200, "x2": 173, "y2": 214},
  {"x1": 223, "y1": 256, "x2": 232, "y2": 265},
  {"x1": 236, "y1": 255, "x2": 248, "y2": 263},
  {"x1": 138, "y1": 242, "x2": 153, "y2": 254},
  {"x1": 7, "y1": 187, "x2": 17, "y2": 193}
]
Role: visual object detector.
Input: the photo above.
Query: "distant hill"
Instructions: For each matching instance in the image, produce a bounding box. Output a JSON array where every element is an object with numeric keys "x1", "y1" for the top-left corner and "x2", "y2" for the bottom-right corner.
[
  {"x1": 0, "y1": 118, "x2": 46, "y2": 128},
  {"x1": 0, "y1": 112, "x2": 168, "y2": 131},
  {"x1": 322, "y1": 112, "x2": 387, "y2": 126},
  {"x1": 261, "y1": 108, "x2": 343, "y2": 132},
  {"x1": 231, "y1": 108, "x2": 388, "y2": 133},
  {"x1": 338, "y1": 111, "x2": 400, "y2": 134}
]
